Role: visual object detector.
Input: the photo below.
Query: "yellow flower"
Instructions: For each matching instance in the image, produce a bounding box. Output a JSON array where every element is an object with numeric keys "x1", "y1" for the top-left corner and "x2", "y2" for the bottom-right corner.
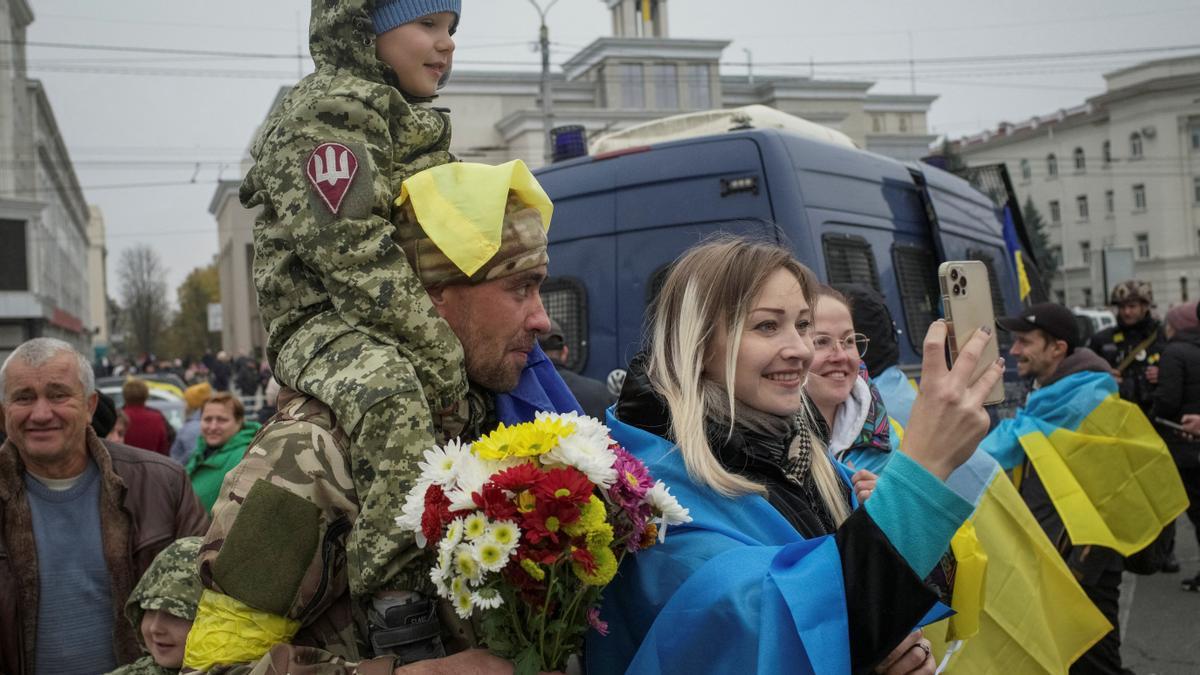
[
  {"x1": 472, "y1": 419, "x2": 575, "y2": 461},
  {"x1": 563, "y1": 495, "x2": 607, "y2": 538},
  {"x1": 520, "y1": 558, "x2": 546, "y2": 581},
  {"x1": 572, "y1": 544, "x2": 618, "y2": 586}
]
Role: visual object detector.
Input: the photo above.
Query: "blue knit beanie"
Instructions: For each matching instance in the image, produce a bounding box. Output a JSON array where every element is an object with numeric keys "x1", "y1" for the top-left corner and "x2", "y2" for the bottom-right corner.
[{"x1": 372, "y1": 0, "x2": 461, "y2": 35}]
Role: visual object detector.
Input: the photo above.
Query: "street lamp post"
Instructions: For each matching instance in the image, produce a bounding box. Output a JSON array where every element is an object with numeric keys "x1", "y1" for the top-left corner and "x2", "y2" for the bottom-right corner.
[{"x1": 528, "y1": 0, "x2": 560, "y2": 165}]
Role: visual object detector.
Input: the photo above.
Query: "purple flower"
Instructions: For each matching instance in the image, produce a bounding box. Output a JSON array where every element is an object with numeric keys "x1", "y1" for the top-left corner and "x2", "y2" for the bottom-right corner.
[
  {"x1": 587, "y1": 607, "x2": 610, "y2": 636},
  {"x1": 608, "y1": 447, "x2": 653, "y2": 508}
]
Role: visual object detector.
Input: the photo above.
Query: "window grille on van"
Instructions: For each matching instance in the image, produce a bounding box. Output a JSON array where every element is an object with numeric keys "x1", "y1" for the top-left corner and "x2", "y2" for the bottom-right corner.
[
  {"x1": 966, "y1": 249, "x2": 1012, "y2": 350},
  {"x1": 541, "y1": 277, "x2": 588, "y2": 372},
  {"x1": 892, "y1": 244, "x2": 941, "y2": 349},
  {"x1": 822, "y1": 233, "x2": 881, "y2": 291}
]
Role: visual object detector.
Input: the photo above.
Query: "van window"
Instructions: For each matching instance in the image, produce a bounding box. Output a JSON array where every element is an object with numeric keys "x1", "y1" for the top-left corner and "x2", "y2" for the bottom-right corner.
[
  {"x1": 541, "y1": 276, "x2": 589, "y2": 372},
  {"x1": 891, "y1": 244, "x2": 941, "y2": 349},
  {"x1": 822, "y1": 233, "x2": 881, "y2": 291},
  {"x1": 965, "y1": 249, "x2": 1012, "y2": 350}
]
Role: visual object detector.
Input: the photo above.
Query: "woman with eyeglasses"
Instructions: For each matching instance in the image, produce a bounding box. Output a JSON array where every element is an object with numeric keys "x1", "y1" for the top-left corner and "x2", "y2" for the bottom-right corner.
[
  {"x1": 587, "y1": 236, "x2": 1003, "y2": 675},
  {"x1": 805, "y1": 285, "x2": 894, "y2": 475}
]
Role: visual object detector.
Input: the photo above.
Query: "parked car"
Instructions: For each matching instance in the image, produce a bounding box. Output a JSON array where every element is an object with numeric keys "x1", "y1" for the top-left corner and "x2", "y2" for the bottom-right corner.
[
  {"x1": 96, "y1": 375, "x2": 187, "y2": 431},
  {"x1": 1073, "y1": 307, "x2": 1117, "y2": 345}
]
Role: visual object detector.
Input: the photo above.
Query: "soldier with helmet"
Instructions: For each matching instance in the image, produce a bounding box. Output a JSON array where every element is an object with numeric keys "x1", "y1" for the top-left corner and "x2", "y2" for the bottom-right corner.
[{"x1": 1087, "y1": 279, "x2": 1166, "y2": 414}]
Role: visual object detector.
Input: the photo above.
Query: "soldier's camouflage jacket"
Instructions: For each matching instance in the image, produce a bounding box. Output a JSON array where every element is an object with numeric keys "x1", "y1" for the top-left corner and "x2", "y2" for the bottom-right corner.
[
  {"x1": 108, "y1": 537, "x2": 205, "y2": 675},
  {"x1": 241, "y1": 0, "x2": 465, "y2": 413},
  {"x1": 193, "y1": 388, "x2": 493, "y2": 674}
]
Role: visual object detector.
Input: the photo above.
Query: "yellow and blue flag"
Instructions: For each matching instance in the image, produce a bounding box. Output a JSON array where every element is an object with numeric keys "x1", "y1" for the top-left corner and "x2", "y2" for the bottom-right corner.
[
  {"x1": 980, "y1": 370, "x2": 1188, "y2": 556},
  {"x1": 1001, "y1": 206, "x2": 1032, "y2": 301}
]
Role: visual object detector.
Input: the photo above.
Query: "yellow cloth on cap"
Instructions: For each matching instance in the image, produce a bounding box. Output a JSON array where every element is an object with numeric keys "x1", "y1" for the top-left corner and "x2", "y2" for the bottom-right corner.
[
  {"x1": 397, "y1": 160, "x2": 553, "y2": 277},
  {"x1": 182, "y1": 590, "x2": 300, "y2": 670}
]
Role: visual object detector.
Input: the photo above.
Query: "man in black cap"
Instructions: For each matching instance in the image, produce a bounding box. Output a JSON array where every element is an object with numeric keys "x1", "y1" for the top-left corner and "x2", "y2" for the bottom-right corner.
[
  {"x1": 995, "y1": 302, "x2": 1154, "y2": 675},
  {"x1": 538, "y1": 319, "x2": 615, "y2": 419}
]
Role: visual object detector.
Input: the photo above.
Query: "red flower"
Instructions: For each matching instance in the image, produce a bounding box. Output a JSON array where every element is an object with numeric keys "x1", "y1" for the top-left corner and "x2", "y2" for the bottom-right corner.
[
  {"x1": 490, "y1": 463, "x2": 545, "y2": 493},
  {"x1": 570, "y1": 544, "x2": 597, "y2": 574},
  {"x1": 522, "y1": 498, "x2": 580, "y2": 546},
  {"x1": 421, "y1": 484, "x2": 452, "y2": 543},
  {"x1": 532, "y1": 466, "x2": 594, "y2": 506},
  {"x1": 473, "y1": 484, "x2": 519, "y2": 521}
]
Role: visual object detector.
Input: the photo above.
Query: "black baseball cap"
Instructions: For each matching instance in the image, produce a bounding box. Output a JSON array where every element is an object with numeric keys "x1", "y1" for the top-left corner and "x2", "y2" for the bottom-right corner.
[
  {"x1": 996, "y1": 302, "x2": 1079, "y2": 348},
  {"x1": 538, "y1": 319, "x2": 566, "y2": 352}
]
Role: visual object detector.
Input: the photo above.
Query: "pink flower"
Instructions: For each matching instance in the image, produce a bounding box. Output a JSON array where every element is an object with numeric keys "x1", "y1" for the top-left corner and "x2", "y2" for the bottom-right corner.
[
  {"x1": 587, "y1": 607, "x2": 609, "y2": 636},
  {"x1": 608, "y1": 447, "x2": 652, "y2": 509}
]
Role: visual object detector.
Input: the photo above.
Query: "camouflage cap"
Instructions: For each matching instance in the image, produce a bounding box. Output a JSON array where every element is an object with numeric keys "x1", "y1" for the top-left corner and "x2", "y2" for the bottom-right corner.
[
  {"x1": 1109, "y1": 279, "x2": 1154, "y2": 306},
  {"x1": 125, "y1": 536, "x2": 205, "y2": 639}
]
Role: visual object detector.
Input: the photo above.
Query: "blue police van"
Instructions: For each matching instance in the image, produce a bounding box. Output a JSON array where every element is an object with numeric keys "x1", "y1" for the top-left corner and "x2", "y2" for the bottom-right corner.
[{"x1": 533, "y1": 109, "x2": 1032, "y2": 403}]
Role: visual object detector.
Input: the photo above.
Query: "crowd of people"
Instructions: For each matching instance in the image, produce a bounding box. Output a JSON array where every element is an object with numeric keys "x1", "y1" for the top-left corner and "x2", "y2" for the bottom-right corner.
[{"x1": 1, "y1": 1, "x2": 1197, "y2": 674}]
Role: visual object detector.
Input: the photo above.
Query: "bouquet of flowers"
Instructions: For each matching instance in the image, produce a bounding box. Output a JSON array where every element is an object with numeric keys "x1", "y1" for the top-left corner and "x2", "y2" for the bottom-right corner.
[{"x1": 396, "y1": 411, "x2": 690, "y2": 674}]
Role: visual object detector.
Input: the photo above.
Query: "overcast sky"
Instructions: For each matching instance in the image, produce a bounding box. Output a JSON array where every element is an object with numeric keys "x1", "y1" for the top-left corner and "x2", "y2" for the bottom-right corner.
[{"x1": 23, "y1": 0, "x2": 1200, "y2": 301}]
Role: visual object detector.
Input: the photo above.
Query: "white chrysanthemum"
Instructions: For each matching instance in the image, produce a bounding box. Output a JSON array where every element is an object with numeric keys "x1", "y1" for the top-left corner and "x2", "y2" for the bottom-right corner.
[
  {"x1": 471, "y1": 587, "x2": 505, "y2": 610},
  {"x1": 453, "y1": 589, "x2": 474, "y2": 619},
  {"x1": 454, "y1": 543, "x2": 483, "y2": 585},
  {"x1": 395, "y1": 479, "x2": 434, "y2": 547},
  {"x1": 417, "y1": 439, "x2": 469, "y2": 486},
  {"x1": 429, "y1": 566, "x2": 449, "y2": 597},
  {"x1": 647, "y1": 480, "x2": 691, "y2": 542},
  {"x1": 485, "y1": 521, "x2": 520, "y2": 549},
  {"x1": 473, "y1": 540, "x2": 510, "y2": 573},
  {"x1": 538, "y1": 411, "x2": 618, "y2": 487},
  {"x1": 441, "y1": 518, "x2": 465, "y2": 553},
  {"x1": 446, "y1": 453, "x2": 522, "y2": 512},
  {"x1": 463, "y1": 513, "x2": 488, "y2": 540},
  {"x1": 449, "y1": 575, "x2": 466, "y2": 597}
]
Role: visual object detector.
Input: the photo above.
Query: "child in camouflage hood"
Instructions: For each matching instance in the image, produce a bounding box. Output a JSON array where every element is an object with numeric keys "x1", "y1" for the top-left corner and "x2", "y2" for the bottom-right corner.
[
  {"x1": 107, "y1": 537, "x2": 204, "y2": 674},
  {"x1": 238, "y1": 0, "x2": 469, "y2": 602}
]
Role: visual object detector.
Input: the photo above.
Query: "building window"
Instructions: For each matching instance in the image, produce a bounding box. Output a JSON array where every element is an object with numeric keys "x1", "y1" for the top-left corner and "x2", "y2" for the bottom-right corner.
[
  {"x1": 1073, "y1": 147, "x2": 1086, "y2": 172},
  {"x1": 619, "y1": 63, "x2": 645, "y2": 108},
  {"x1": 0, "y1": 219, "x2": 29, "y2": 291},
  {"x1": 1130, "y1": 131, "x2": 1143, "y2": 159},
  {"x1": 1049, "y1": 200, "x2": 1061, "y2": 223},
  {"x1": 1080, "y1": 241, "x2": 1091, "y2": 265},
  {"x1": 1077, "y1": 195, "x2": 1089, "y2": 221},
  {"x1": 1105, "y1": 190, "x2": 1115, "y2": 215},
  {"x1": 1133, "y1": 184, "x2": 1147, "y2": 211},
  {"x1": 688, "y1": 64, "x2": 711, "y2": 109},
  {"x1": 1050, "y1": 245, "x2": 1062, "y2": 268},
  {"x1": 1194, "y1": 176, "x2": 1200, "y2": 204},
  {"x1": 1020, "y1": 159, "x2": 1031, "y2": 180},
  {"x1": 898, "y1": 115, "x2": 910, "y2": 133},
  {"x1": 1055, "y1": 289, "x2": 1067, "y2": 304},
  {"x1": 654, "y1": 63, "x2": 678, "y2": 110},
  {"x1": 1046, "y1": 153, "x2": 1058, "y2": 177},
  {"x1": 1192, "y1": 126, "x2": 1200, "y2": 151},
  {"x1": 1182, "y1": 277, "x2": 1190, "y2": 302},
  {"x1": 1136, "y1": 233, "x2": 1150, "y2": 259},
  {"x1": 1083, "y1": 287, "x2": 1093, "y2": 306},
  {"x1": 872, "y1": 114, "x2": 884, "y2": 133},
  {"x1": 1102, "y1": 140, "x2": 1112, "y2": 165}
]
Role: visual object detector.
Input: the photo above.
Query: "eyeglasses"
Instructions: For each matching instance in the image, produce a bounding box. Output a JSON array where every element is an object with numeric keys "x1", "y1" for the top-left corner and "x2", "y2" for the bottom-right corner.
[{"x1": 812, "y1": 333, "x2": 870, "y2": 358}]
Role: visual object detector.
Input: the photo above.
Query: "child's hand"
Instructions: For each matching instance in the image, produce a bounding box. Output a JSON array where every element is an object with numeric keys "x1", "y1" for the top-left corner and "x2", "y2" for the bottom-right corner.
[{"x1": 851, "y1": 468, "x2": 878, "y2": 503}]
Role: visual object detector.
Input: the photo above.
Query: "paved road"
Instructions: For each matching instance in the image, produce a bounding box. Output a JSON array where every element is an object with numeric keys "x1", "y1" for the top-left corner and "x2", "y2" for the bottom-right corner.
[{"x1": 1122, "y1": 518, "x2": 1200, "y2": 674}]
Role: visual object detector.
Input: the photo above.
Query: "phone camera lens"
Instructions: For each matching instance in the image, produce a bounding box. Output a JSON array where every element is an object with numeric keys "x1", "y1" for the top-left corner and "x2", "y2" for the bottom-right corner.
[
  {"x1": 959, "y1": 277, "x2": 968, "y2": 289},
  {"x1": 952, "y1": 285, "x2": 961, "y2": 296},
  {"x1": 950, "y1": 269, "x2": 960, "y2": 281}
]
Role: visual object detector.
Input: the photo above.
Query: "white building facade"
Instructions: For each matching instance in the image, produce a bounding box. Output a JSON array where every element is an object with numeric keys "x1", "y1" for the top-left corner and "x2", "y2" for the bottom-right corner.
[
  {"x1": 0, "y1": 0, "x2": 94, "y2": 361},
  {"x1": 955, "y1": 56, "x2": 1200, "y2": 309},
  {"x1": 86, "y1": 205, "x2": 110, "y2": 349},
  {"x1": 437, "y1": 0, "x2": 938, "y2": 168}
]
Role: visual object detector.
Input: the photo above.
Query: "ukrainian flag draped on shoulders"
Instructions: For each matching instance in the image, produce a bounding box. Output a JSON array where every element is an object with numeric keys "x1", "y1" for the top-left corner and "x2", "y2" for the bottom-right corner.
[
  {"x1": 979, "y1": 368, "x2": 1187, "y2": 556},
  {"x1": 586, "y1": 416, "x2": 855, "y2": 675},
  {"x1": 871, "y1": 375, "x2": 1110, "y2": 674}
]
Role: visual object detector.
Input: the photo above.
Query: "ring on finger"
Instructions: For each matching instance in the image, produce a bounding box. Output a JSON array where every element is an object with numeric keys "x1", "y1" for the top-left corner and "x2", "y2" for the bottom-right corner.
[{"x1": 917, "y1": 641, "x2": 931, "y2": 658}]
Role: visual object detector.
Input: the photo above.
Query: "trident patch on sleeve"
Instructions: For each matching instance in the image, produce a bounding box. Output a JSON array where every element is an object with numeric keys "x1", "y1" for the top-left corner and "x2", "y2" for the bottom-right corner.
[{"x1": 306, "y1": 142, "x2": 359, "y2": 214}]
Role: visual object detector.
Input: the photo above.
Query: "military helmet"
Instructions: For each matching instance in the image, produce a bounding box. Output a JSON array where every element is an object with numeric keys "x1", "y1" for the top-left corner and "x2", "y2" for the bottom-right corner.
[{"x1": 1109, "y1": 279, "x2": 1154, "y2": 307}]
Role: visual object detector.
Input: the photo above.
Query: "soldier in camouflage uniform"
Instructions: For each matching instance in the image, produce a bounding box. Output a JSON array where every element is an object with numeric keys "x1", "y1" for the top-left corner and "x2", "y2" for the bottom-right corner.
[
  {"x1": 1086, "y1": 279, "x2": 1166, "y2": 414},
  {"x1": 109, "y1": 537, "x2": 205, "y2": 675},
  {"x1": 186, "y1": 164, "x2": 566, "y2": 674},
  {"x1": 240, "y1": 0, "x2": 467, "y2": 604}
]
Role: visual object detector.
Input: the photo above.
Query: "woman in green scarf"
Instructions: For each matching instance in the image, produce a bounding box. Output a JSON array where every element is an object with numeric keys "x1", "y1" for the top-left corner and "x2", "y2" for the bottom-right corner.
[{"x1": 185, "y1": 393, "x2": 260, "y2": 513}]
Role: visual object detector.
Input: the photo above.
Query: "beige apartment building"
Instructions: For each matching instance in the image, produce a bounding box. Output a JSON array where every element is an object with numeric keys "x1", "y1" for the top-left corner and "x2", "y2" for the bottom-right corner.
[
  {"x1": 954, "y1": 55, "x2": 1200, "y2": 309},
  {"x1": 439, "y1": 0, "x2": 938, "y2": 167}
]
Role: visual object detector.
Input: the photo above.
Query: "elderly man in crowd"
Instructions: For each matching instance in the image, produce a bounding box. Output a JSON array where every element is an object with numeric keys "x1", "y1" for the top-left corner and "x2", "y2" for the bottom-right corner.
[
  {"x1": 184, "y1": 161, "x2": 580, "y2": 674},
  {"x1": 0, "y1": 337, "x2": 209, "y2": 675}
]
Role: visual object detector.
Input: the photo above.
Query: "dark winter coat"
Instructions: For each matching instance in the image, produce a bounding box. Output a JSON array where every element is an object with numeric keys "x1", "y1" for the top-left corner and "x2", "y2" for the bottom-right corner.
[
  {"x1": 1087, "y1": 314, "x2": 1166, "y2": 413},
  {"x1": 1153, "y1": 329, "x2": 1200, "y2": 468}
]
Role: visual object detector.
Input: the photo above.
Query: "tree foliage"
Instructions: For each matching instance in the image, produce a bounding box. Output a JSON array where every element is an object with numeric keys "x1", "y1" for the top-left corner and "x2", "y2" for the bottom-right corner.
[
  {"x1": 117, "y1": 245, "x2": 171, "y2": 356},
  {"x1": 1022, "y1": 196, "x2": 1058, "y2": 290},
  {"x1": 166, "y1": 263, "x2": 221, "y2": 358}
]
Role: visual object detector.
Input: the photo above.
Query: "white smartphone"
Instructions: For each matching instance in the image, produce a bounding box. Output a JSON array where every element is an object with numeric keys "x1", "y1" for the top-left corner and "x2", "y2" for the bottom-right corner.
[{"x1": 938, "y1": 260, "x2": 1005, "y2": 406}]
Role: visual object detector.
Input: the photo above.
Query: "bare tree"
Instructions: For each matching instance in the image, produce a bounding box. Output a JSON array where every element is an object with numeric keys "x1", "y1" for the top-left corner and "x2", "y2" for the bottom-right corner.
[{"x1": 117, "y1": 245, "x2": 171, "y2": 356}]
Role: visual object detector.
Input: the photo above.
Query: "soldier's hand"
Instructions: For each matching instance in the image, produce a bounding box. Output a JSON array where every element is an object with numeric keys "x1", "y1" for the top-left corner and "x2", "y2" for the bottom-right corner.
[{"x1": 1145, "y1": 366, "x2": 1159, "y2": 384}]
